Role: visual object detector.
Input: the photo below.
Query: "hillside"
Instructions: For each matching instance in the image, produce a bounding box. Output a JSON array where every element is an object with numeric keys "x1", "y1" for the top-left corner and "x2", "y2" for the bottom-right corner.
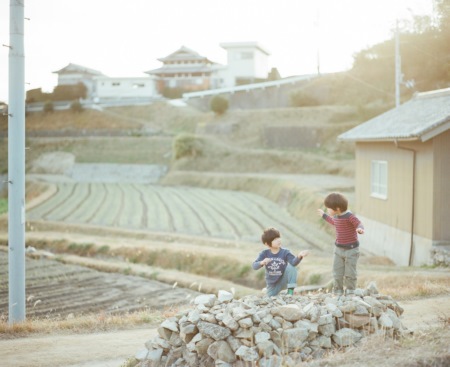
[{"x1": 1, "y1": 101, "x2": 449, "y2": 367}]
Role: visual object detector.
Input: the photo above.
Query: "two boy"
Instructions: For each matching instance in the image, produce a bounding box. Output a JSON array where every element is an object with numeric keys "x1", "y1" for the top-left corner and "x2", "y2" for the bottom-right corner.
[{"x1": 253, "y1": 192, "x2": 364, "y2": 297}]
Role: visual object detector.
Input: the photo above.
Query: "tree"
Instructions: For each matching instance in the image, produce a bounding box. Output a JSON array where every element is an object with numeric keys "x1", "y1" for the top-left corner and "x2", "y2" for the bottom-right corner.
[
  {"x1": 52, "y1": 82, "x2": 87, "y2": 101},
  {"x1": 350, "y1": 2, "x2": 450, "y2": 100},
  {"x1": 210, "y1": 95, "x2": 229, "y2": 115}
]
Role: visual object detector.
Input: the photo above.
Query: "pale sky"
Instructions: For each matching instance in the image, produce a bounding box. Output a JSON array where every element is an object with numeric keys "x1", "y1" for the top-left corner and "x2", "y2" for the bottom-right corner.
[{"x1": 0, "y1": 0, "x2": 433, "y2": 103}]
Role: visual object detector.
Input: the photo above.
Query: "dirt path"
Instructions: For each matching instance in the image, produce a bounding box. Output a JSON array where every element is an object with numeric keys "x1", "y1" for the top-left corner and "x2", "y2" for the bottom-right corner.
[
  {"x1": 0, "y1": 296, "x2": 448, "y2": 367},
  {"x1": 0, "y1": 328, "x2": 157, "y2": 367}
]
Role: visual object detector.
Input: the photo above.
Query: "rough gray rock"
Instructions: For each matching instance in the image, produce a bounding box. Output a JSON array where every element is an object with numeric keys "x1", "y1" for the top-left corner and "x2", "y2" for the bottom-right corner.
[{"x1": 135, "y1": 285, "x2": 408, "y2": 367}]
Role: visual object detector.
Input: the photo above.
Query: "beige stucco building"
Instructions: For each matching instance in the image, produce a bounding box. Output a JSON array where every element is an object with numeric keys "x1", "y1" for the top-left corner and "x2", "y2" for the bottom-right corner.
[{"x1": 339, "y1": 88, "x2": 450, "y2": 266}]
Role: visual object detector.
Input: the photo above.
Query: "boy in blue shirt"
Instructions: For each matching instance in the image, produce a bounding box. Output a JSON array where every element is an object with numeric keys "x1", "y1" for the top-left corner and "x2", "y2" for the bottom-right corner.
[{"x1": 252, "y1": 227, "x2": 309, "y2": 296}]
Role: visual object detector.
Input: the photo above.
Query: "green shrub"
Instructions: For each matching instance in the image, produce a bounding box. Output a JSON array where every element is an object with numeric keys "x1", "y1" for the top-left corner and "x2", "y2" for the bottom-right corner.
[
  {"x1": 172, "y1": 133, "x2": 204, "y2": 160},
  {"x1": 0, "y1": 198, "x2": 7, "y2": 215},
  {"x1": 210, "y1": 95, "x2": 229, "y2": 115},
  {"x1": 70, "y1": 100, "x2": 83, "y2": 113},
  {"x1": 43, "y1": 100, "x2": 54, "y2": 113}
]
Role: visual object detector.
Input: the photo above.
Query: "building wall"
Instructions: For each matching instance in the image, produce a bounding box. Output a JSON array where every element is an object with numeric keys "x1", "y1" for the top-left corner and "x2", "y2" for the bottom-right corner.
[
  {"x1": 355, "y1": 140, "x2": 435, "y2": 264},
  {"x1": 433, "y1": 129, "x2": 450, "y2": 244},
  {"x1": 58, "y1": 73, "x2": 85, "y2": 85},
  {"x1": 254, "y1": 50, "x2": 269, "y2": 79},
  {"x1": 359, "y1": 215, "x2": 433, "y2": 266},
  {"x1": 226, "y1": 46, "x2": 268, "y2": 81},
  {"x1": 94, "y1": 77, "x2": 157, "y2": 99}
]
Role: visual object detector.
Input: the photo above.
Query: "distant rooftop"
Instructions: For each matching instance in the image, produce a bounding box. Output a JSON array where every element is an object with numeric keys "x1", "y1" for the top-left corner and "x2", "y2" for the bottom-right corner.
[{"x1": 53, "y1": 63, "x2": 105, "y2": 76}]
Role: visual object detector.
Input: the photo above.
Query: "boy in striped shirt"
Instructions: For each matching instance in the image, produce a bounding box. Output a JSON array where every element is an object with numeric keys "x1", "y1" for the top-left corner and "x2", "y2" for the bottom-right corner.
[{"x1": 318, "y1": 192, "x2": 364, "y2": 296}]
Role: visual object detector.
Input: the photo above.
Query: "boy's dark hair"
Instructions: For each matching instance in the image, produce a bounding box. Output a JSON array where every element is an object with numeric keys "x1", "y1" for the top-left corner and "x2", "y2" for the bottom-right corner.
[
  {"x1": 261, "y1": 227, "x2": 280, "y2": 246},
  {"x1": 324, "y1": 192, "x2": 348, "y2": 212}
]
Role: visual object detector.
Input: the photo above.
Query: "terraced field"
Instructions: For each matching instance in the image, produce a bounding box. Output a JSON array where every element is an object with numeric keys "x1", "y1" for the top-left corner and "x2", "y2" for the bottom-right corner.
[
  {"x1": 27, "y1": 183, "x2": 329, "y2": 249},
  {"x1": 0, "y1": 250, "x2": 200, "y2": 318}
]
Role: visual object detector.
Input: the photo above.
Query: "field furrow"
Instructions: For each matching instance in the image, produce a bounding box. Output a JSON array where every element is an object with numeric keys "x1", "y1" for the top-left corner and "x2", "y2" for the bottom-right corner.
[
  {"x1": 90, "y1": 184, "x2": 122, "y2": 226},
  {"x1": 165, "y1": 187, "x2": 210, "y2": 236},
  {"x1": 26, "y1": 183, "x2": 319, "y2": 243},
  {"x1": 227, "y1": 192, "x2": 306, "y2": 247},
  {"x1": 237, "y1": 193, "x2": 329, "y2": 250},
  {"x1": 119, "y1": 183, "x2": 142, "y2": 228},
  {"x1": 137, "y1": 184, "x2": 170, "y2": 231},
  {"x1": 43, "y1": 183, "x2": 88, "y2": 221},
  {"x1": 27, "y1": 183, "x2": 73, "y2": 220},
  {"x1": 112, "y1": 184, "x2": 126, "y2": 227},
  {"x1": 81, "y1": 183, "x2": 109, "y2": 223},
  {"x1": 184, "y1": 187, "x2": 241, "y2": 239},
  {"x1": 145, "y1": 185, "x2": 175, "y2": 232},
  {"x1": 132, "y1": 184, "x2": 148, "y2": 228},
  {"x1": 156, "y1": 187, "x2": 190, "y2": 233},
  {"x1": 196, "y1": 189, "x2": 262, "y2": 240},
  {"x1": 66, "y1": 183, "x2": 103, "y2": 223}
]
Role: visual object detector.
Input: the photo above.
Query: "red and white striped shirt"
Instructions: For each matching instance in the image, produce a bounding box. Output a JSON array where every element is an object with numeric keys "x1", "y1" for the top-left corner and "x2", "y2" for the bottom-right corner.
[{"x1": 322, "y1": 211, "x2": 363, "y2": 248}]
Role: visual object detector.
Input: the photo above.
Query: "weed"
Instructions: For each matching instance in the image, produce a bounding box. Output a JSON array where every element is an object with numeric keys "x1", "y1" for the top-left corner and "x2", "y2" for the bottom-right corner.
[
  {"x1": 97, "y1": 245, "x2": 110, "y2": 254},
  {"x1": 238, "y1": 265, "x2": 251, "y2": 278},
  {"x1": 129, "y1": 256, "x2": 139, "y2": 264},
  {"x1": 67, "y1": 243, "x2": 95, "y2": 256},
  {"x1": 309, "y1": 273, "x2": 322, "y2": 285}
]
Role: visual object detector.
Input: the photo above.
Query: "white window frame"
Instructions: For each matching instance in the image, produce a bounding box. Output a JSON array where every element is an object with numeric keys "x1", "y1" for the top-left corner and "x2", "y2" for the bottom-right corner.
[{"x1": 371, "y1": 160, "x2": 388, "y2": 199}]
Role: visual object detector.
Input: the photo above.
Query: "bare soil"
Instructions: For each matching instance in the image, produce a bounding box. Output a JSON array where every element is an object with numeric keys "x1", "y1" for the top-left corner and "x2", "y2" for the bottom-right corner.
[{"x1": 0, "y1": 250, "x2": 200, "y2": 318}]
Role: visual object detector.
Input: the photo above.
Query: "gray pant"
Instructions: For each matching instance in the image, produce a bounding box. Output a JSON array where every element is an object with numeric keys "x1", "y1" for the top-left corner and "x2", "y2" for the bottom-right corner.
[
  {"x1": 333, "y1": 247, "x2": 359, "y2": 293},
  {"x1": 266, "y1": 264, "x2": 298, "y2": 297}
]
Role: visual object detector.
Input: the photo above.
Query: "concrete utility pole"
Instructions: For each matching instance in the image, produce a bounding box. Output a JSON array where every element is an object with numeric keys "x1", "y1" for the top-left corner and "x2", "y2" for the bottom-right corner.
[
  {"x1": 8, "y1": 0, "x2": 26, "y2": 324},
  {"x1": 395, "y1": 19, "x2": 402, "y2": 108}
]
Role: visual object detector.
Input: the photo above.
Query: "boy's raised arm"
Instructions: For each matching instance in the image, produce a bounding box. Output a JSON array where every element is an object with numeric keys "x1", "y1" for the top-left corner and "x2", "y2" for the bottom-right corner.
[{"x1": 298, "y1": 250, "x2": 310, "y2": 259}]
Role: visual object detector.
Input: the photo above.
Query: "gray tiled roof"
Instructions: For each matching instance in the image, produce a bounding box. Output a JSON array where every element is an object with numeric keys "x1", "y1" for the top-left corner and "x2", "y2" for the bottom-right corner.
[
  {"x1": 157, "y1": 46, "x2": 208, "y2": 62},
  {"x1": 53, "y1": 63, "x2": 104, "y2": 76},
  {"x1": 339, "y1": 88, "x2": 450, "y2": 142}
]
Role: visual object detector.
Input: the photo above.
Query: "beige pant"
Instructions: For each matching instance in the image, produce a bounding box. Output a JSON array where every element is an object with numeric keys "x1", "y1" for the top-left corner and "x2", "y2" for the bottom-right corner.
[{"x1": 333, "y1": 247, "x2": 360, "y2": 293}]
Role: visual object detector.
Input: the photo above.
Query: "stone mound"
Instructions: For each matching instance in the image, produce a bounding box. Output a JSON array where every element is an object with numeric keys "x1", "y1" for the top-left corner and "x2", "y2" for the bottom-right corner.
[{"x1": 134, "y1": 283, "x2": 409, "y2": 367}]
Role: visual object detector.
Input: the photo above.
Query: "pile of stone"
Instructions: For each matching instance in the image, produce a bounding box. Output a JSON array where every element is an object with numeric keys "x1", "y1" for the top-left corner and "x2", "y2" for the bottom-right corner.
[{"x1": 135, "y1": 283, "x2": 409, "y2": 367}]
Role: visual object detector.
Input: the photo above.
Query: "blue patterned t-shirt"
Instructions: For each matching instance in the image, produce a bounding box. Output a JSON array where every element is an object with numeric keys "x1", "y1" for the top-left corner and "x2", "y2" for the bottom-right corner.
[{"x1": 252, "y1": 248, "x2": 302, "y2": 286}]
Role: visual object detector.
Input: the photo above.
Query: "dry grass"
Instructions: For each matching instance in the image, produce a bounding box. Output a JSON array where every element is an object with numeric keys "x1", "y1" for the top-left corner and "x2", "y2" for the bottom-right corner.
[
  {"x1": 0, "y1": 308, "x2": 166, "y2": 339},
  {"x1": 169, "y1": 134, "x2": 354, "y2": 176},
  {"x1": 358, "y1": 272, "x2": 450, "y2": 300},
  {"x1": 24, "y1": 109, "x2": 142, "y2": 131},
  {"x1": 303, "y1": 323, "x2": 450, "y2": 367},
  {"x1": 24, "y1": 136, "x2": 173, "y2": 167},
  {"x1": 4, "y1": 236, "x2": 448, "y2": 302}
]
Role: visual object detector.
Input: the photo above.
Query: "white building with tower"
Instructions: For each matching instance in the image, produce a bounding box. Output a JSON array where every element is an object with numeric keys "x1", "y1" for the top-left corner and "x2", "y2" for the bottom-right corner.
[
  {"x1": 50, "y1": 41, "x2": 273, "y2": 102},
  {"x1": 219, "y1": 42, "x2": 271, "y2": 87}
]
